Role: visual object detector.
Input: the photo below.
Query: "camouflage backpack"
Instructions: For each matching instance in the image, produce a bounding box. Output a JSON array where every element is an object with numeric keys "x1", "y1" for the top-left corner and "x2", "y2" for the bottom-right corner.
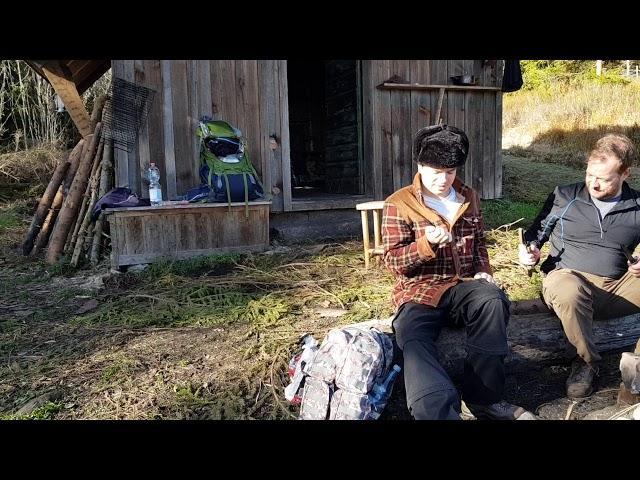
[{"x1": 298, "y1": 326, "x2": 396, "y2": 420}]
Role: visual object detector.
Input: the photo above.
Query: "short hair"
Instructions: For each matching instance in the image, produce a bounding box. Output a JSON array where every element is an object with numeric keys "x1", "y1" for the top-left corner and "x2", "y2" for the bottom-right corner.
[
  {"x1": 588, "y1": 134, "x2": 637, "y2": 173},
  {"x1": 413, "y1": 124, "x2": 469, "y2": 168}
]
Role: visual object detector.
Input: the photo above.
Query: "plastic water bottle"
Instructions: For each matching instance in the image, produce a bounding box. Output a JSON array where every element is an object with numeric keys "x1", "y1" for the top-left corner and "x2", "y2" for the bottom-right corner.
[
  {"x1": 147, "y1": 163, "x2": 162, "y2": 206},
  {"x1": 370, "y1": 364, "x2": 402, "y2": 410}
]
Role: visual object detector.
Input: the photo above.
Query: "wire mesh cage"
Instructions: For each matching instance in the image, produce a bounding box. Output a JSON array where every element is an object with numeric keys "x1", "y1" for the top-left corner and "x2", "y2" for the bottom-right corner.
[{"x1": 103, "y1": 77, "x2": 156, "y2": 152}]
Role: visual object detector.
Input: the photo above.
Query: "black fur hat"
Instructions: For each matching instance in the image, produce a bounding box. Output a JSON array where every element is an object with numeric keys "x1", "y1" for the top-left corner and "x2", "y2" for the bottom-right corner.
[{"x1": 413, "y1": 124, "x2": 469, "y2": 168}]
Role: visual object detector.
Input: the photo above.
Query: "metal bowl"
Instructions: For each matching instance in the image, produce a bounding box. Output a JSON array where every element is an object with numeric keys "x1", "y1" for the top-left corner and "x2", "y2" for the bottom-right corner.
[{"x1": 450, "y1": 75, "x2": 476, "y2": 86}]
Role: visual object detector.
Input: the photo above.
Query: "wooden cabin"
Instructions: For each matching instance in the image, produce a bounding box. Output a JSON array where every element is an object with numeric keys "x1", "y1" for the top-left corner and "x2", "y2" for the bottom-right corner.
[
  {"x1": 111, "y1": 60, "x2": 504, "y2": 208},
  {"x1": 30, "y1": 60, "x2": 506, "y2": 244}
]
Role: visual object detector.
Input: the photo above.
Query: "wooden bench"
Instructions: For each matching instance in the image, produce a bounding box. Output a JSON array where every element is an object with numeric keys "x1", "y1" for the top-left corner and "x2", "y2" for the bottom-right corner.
[
  {"x1": 356, "y1": 200, "x2": 385, "y2": 268},
  {"x1": 104, "y1": 200, "x2": 271, "y2": 268}
]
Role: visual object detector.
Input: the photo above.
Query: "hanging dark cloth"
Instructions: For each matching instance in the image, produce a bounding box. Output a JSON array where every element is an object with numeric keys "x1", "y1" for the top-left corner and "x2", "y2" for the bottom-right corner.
[{"x1": 502, "y1": 60, "x2": 523, "y2": 92}]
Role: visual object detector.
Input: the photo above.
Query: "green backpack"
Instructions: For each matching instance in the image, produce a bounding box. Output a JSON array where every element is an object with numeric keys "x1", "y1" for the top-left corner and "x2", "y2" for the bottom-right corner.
[{"x1": 196, "y1": 117, "x2": 265, "y2": 215}]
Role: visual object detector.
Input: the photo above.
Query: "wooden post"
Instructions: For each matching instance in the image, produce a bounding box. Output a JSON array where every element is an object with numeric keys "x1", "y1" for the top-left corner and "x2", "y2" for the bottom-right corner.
[
  {"x1": 90, "y1": 139, "x2": 113, "y2": 265},
  {"x1": 435, "y1": 87, "x2": 445, "y2": 125},
  {"x1": 46, "y1": 123, "x2": 102, "y2": 264},
  {"x1": 596, "y1": 60, "x2": 602, "y2": 77},
  {"x1": 41, "y1": 65, "x2": 93, "y2": 138},
  {"x1": 22, "y1": 159, "x2": 69, "y2": 255},
  {"x1": 361, "y1": 210, "x2": 370, "y2": 269}
]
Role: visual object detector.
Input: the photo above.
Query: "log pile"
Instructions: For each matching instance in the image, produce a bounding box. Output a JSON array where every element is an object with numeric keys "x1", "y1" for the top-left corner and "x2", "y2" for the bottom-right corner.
[
  {"x1": 352, "y1": 305, "x2": 640, "y2": 377},
  {"x1": 22, "y1": 95, "x2": 114, "y2": 267}
]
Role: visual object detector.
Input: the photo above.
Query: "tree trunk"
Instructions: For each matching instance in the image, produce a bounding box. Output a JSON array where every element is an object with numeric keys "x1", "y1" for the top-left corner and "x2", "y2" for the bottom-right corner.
[
  {"x1": 353, "y1": 311, "x2": 640, "y2": 376},
  {"x1": 22, "y1": 159, "x2": 69, "y2": 255},
  {"x1": 90, "y1": 139, "x2": 114, "y2": 265},
  {"x1": 63, "y1": 139, "x2": 87, "y2": 194},
  {"x1": 32, "y1": 186, "x2": 63, "y2": 255},
  {"x1": 45, "y1": 123, "x2": 102, "y2": 264},
  {"x1": 70, "y1": 160, "x2": 103, "y2": 267},
  {"x1": 66, "y1": 138, "x2": 104, "y2": 253},
  {"x1": 90, "y1": 94, "x2": 109, "y2": 129}
]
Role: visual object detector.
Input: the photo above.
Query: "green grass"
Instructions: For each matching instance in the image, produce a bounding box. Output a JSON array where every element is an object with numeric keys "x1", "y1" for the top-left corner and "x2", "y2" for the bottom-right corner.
[
  {"x1": 0, "y1": 210, "x2": 20, "y2": 232},
  {"x1": 0, "y1": 200, "x2": 30, "y2": 235},
  {"x1": 481, "y1": 199, "x2": 541, "y2": 230},
  {"x1": 0, "y1": 402, "x2": 62, "y2": 420},
  {"x1": 480, "y1": 152, "x2": 640, "y2": 230},
  {"x1": 144, "y1": 253, "x2": 243, "y2": 280}
]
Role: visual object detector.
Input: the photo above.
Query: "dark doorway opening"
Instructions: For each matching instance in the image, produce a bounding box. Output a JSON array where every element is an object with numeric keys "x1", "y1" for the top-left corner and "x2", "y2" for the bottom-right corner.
[{"x1": 287, "y1": 60, "x2": 363, "y2": 199}]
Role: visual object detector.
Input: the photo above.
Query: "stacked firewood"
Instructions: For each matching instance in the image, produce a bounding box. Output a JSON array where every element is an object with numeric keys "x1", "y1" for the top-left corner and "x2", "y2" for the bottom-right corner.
[{"x1": 22, "y1": 95, "x2": 114, "y2": 267}]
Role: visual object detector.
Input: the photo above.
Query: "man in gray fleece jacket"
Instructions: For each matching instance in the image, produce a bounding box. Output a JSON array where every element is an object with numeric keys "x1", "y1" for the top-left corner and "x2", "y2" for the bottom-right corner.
[{"x1": 519, "y1": 133, "x2": 640, "y2": 398}]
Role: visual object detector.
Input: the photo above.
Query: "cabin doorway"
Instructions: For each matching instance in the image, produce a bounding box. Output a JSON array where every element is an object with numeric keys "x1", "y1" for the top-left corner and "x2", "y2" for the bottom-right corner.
[{"x1": 286, "y1": 60, "x2": 364, "y2": 207}]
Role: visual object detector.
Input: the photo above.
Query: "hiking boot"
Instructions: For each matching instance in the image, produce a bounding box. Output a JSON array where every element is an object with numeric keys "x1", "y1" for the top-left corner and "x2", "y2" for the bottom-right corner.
[
  {"x1": 466, "y1": 400, "x2": 537, "y2": 420},
  {"x1": 566, "y1": 359, "x2": 599, "y2": 399}
]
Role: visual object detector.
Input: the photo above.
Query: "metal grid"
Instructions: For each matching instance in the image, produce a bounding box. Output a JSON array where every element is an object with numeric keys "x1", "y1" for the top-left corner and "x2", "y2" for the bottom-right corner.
[{"x1": 103, "y1": 77, "x2": 155, "y2": 152}]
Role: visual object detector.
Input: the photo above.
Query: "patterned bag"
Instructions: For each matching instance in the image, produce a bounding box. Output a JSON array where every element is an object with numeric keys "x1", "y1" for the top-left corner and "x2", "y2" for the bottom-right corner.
[{"x1": 298, "y1": 326, "x2": 395, "y2": 420}]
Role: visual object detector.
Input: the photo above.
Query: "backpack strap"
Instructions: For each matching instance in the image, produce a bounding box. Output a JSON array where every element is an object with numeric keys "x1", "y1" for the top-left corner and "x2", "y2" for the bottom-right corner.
[
  {"x1": 242, "y1": 172, "x2": 249, "y2": 218},
  {"x1": 223, "y1": 174, "x2": 232, "y2": 211}
]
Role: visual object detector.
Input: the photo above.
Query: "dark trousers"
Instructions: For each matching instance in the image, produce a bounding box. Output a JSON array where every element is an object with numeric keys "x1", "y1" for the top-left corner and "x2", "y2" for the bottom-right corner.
[{"x1": 393, "y1": 279, "x2": 510, "y2": 420}]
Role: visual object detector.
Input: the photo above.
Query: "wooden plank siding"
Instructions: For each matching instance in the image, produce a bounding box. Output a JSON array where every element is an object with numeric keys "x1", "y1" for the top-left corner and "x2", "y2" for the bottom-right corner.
[
  {"x1": 390, "y1": 60, "x2": 412, "y2": 192},
  {"x1": 361, "y1": 60, "x2": 503, "y2": 200},
  {"x1": 258, "y1": 60, "x2": 283, "y2": 212},
  {"x1": 106, "y1": 201, "x2": 271, "y2": 267},
  {"x1": 111, "y1": 60, "x2": 286, "y2": 211},
  {"x1": 111, "y1": 59, "x2": 504, "y2": 216},
  {"x1": 409, "y1": 61, "x2": 431, "y2": 180}
]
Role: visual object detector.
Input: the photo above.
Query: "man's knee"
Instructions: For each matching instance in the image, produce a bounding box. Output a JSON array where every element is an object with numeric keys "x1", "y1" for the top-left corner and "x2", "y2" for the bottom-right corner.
[
  {"x1": 393, "y1": 303, "x2": 441, "y2": 348},
  {"x1": 473, "y1": 281, "x2": 510, "y2": 308},
  {"x1": 467, "y1": 283, "x2": 510, "y2": 326},
  {"x1": 544, "y1": 270, "x2": 591, "y2": 305}
]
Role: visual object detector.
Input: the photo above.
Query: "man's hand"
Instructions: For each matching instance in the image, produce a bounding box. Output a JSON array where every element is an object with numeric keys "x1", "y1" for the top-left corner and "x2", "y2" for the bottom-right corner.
[
  {"x1": 628, "y1": 259, "x2": 640, "y2": 278},
  {"x1": 474, "y1": 272, "x2": 497, "y2": 285},
  {"x1": 518, "y1": 243, "x2": 540, "y2": 266},
  {"x1": 425, "y1": 225, "x2": 452, "y2": 246}
]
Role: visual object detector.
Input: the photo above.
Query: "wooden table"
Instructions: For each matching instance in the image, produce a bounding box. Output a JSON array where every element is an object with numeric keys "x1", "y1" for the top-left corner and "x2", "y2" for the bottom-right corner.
[{"x1": 104, "y1": 200, "x2": 271, "y2": 268}]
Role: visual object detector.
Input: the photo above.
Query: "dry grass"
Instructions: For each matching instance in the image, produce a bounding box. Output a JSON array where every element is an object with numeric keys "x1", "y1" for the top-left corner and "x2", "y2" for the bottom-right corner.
[
  {"x1": 0, "y1": 148, "x2": 64, "y2": 187},
  {"x1": 503, "y1": 82, "x2": 640, "y2": 155}
]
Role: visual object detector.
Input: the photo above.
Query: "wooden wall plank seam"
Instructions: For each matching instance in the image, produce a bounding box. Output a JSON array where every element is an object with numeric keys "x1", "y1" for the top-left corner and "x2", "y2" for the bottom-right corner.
[{"x1": 161, "y1": 60, "x2": 177, "y2": 200}]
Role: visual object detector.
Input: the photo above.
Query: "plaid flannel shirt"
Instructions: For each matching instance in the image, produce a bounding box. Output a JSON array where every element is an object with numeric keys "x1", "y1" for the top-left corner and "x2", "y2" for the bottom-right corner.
[{"x1": 382, "y1": 174, "x2": 492, "y2": 308}]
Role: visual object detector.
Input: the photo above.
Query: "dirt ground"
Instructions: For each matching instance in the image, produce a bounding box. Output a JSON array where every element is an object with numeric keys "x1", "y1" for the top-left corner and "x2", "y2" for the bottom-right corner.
[
  {"x1": 1, "y1": 248, "x2": 635, "y2": 421},
  {"x1": 380, "y1": 345, "x2": 631, "y2": 421}
]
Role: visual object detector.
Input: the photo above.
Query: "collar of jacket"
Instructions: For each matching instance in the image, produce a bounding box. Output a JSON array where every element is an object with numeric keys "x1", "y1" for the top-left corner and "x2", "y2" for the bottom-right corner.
[
  {"x1": 408, "y1": 172, "x2": 475, "y2": 226},
  {"x1": 577, "y1": 181, "x2": 640, "y2": 212}
]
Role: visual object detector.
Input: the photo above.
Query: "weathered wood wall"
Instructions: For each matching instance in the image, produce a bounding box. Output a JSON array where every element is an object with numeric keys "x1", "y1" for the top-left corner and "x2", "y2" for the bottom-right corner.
[
  {"x1": 111, "y1": 60, "x2": 288, "y2": 211},
  {"x1": 106, "y1": 201, "x2": 271, "y2": 267},
  {"x1": 111, "y1": 59, "x2": 503, "y2": 215},
  {"x1": 362, "y1": 59, "x2": 503, "y2": 200}
]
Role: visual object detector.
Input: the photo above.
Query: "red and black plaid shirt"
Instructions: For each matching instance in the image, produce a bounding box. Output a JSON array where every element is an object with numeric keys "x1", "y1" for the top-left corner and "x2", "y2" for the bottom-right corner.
[{"x1": 382, "y1": 174, "x2": 492, "y2": 308}]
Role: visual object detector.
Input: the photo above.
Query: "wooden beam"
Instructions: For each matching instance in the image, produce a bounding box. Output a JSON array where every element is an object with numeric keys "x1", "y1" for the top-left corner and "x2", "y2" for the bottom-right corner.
[
  {"x1": 75, "y1": 60, "x2": 111, "y2": 94},
  {"x1": 378, "y1": 82, "x2": 501, "y2": 92},
  {"x1": 434, "y1": 87, "x2": 445, "y2": 124},
  {"x1": 354, "y1": 311, "x2": 640, "y2": 377},
  {"x1": 41, "y1": 64, "x2": 93, "y2": 138}
]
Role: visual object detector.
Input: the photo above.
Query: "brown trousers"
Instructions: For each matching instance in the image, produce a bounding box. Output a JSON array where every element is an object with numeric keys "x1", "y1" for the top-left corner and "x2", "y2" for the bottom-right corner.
[{"x1": 542, "y1": 268, "x2": 640, "y2": 364}]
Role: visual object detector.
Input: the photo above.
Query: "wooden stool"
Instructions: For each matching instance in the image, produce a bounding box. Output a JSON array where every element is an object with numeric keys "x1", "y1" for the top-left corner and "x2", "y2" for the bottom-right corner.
[{"x1": 356, "y1": 201, "x2": 385, "y2": 268}]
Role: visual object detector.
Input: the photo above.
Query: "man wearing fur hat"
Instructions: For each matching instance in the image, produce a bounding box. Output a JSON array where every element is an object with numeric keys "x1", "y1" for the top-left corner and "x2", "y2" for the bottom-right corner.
[{"x1": 382, "y1": 125, "x2": 535, "y2": 420}]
